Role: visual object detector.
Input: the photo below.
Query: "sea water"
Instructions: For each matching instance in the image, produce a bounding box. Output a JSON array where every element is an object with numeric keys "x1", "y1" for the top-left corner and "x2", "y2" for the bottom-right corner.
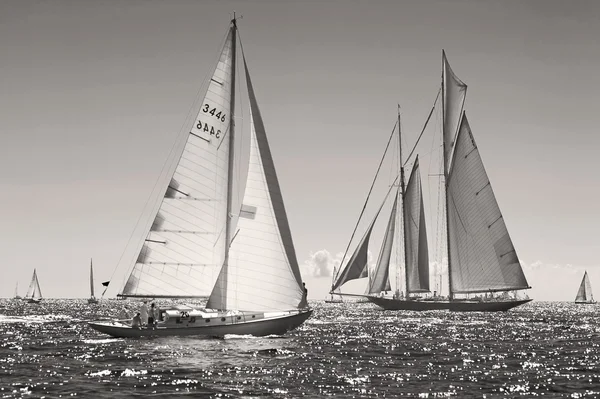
[{"x1": 1, "y1": 299, "x2": 598, "y2": 397}]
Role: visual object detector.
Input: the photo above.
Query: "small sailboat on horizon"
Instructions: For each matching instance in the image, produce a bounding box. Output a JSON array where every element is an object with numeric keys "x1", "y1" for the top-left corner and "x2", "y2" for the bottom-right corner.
[
  {"x1": 25, "y1": 269, "x2": 43, "y2": 304},
  {"x1": 575, "y1": 271, "x2": 595, "y2": 304},
  {"x1": 88, "y1": 259, "x2": 98, "y2": 304},
  {"x1": 13, "y1": 282, "x2": 22, "y2": 300},
  {"x1": 89, "y1": 16, "x2": 312, "y2": 338}
]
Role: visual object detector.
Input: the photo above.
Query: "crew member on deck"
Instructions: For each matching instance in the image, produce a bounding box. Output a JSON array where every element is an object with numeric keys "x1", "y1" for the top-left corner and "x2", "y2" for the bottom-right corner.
[
  {"x1": 298, "y1": 282, "x2": 308, "y2": 309},
  {"x1": 131, "y1": 312, "x2": 142, "y2": 329},
  {"x1": 140, "y1": 301, "x2": 149, "y2": 326}
]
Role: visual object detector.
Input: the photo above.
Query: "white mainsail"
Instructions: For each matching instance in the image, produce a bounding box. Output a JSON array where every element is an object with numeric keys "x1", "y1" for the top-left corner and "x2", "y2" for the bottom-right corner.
[
  {"x1": 206, "y1": 55, "x2": 304, "y2": 311},
  {"x1": 442, "y1": 50, "x2": 467, "y2": 170},
  {"x1": 446, "y1": 114, "x2": 529, "y2": 293},
  {"x1": 404, "y1": 157, "x2": 430, "y2": 293},
  {"x1": 25, "y1": 269, "x2": 42, "y2": 300},
  {"x1": 121, "y1": 28, "x2": 235, "y2": 298},
  {"x1": 575, "y1": 271, "x2": 594, "y2": 303}
]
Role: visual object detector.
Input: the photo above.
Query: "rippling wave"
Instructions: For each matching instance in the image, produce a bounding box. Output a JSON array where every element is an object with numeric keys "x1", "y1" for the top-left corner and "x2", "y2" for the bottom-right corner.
[{"x1": 1, "y1": 299, "x2": 599, "y2": 397}]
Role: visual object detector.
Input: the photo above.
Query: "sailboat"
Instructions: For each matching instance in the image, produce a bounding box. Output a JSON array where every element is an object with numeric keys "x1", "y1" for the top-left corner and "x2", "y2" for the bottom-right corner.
[
  {"x1": 25, "y1": 269, "x2": 43, "y2": 304},
  {"x1": 333, "y1": 51, "x2": 533, "y2": 312},
  {"x1": 13, "y1": 282, "x2": 22, "y2": 300},
  {"x1": 89, "y1": 17, "x2": 312, "y2": 338},
  {"x1": 575, "y1": 271, "x2": 595, "y2": 304},
  {"x1": 325, "y1": 266, "x2": 344, "y2": 303},
  {"x1": 88, "y1": 259, "x2": 98, "y2": 304}
]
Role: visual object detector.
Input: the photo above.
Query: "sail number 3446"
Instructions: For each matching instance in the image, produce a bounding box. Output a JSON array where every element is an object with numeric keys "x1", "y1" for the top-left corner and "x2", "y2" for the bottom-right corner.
[{"x1": 196, "y1": 103, "x2": 226, "y2": 139}]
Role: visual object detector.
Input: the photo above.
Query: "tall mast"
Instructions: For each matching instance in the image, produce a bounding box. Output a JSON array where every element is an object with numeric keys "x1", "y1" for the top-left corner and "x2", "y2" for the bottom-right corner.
[
  {"x1": 222, "y1": 16, "x2": 238, "y2": 309},
  {"x1": 441, "y1": 50, "x2": 454, "y2": 300},
  {"x1": 397, "y1": 106, "x2": 409, "y2": 298}
]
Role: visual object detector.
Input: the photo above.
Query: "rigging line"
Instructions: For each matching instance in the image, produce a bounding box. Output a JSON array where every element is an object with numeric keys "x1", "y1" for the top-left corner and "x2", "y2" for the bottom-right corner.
[
  {"x1": 108, "y1": 27, "x2": 234, "y2": 296},
  {"x1": 332, "y1": 121, "x2": 398, "y2": 285},
  {"x1": 403, "y1": 87, "x2": 441, "y2": 167}
]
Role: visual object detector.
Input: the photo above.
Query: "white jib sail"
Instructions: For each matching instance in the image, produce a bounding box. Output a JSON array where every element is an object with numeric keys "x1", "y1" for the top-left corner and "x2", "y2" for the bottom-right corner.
[
  {"x1": 206, "y1": 55, "x2": 304, "y2": 312},
  {"x1": 120, "y1": 29, "x2": 235, "y2": 298},
  {"x1": 447, "y1": 113, "x2": 530, "y2": 294}
]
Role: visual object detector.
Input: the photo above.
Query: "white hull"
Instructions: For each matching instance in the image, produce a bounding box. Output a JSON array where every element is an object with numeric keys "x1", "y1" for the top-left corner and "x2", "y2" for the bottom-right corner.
[{"x1": 89, "y1": 308, "x2": 312, "y2": 338}]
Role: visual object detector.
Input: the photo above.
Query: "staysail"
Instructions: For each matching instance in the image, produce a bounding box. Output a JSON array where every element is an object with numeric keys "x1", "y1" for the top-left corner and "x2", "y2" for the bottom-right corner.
[
  {"x1": 120, "y1": 28, "x2": 235, "y2": 298},
  {"x1": 442, "y1": 50, "x2": 467, "y2": 170},
  {"x1": 205, "y1": 54, "x2": 304, "y2": 312},
  {"x1": 366, "y1": 193, "x2": 396, "y2": 294},
  {"x1": 404, "y1": 157, "x2": 430, "y2": 293},
  {"x1": 575, "y1": 271, "x2": 594, "y2": 303},
  {"x1": 446, "y1": 114, "x2": 530, "y2": 293},
  {"x1": 26, "y1": 269, "x2": 43, "y2": 300}
]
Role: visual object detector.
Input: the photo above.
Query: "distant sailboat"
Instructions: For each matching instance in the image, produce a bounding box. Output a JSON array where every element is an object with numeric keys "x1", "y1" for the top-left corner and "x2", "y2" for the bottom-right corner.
[
  {"x1": 575, "y1": 271, "x2": 595, "y2": 304},
  {"x1": 89, "y1": 17, "x2": 312, "y2": 338},
  {"x1": 25, "y1": 269, "x2": 43, "y2": 304},
  {"x1": 13, "y1": 282, "x2": 22, "y2": 300},
  {"x1": 88, "y1": 259, "x2": 98, "y2": 304},
  {"x1": 325, "y1": 266, "x2": 344, "y2": 303}
]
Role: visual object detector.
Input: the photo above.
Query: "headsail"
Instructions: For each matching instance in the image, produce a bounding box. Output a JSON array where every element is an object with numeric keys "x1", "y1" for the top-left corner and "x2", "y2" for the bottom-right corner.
[
  {"x1": 332, "y1": 191, "x2": 394, "y2": 292},
  {"x1": 446, "y1": 114, "x2": 530, "y2": 293},
  {"x1": 442, "y1": 50, "x2": 467, "y2": 169},
  {"x1": 366, "y1": 193, "x2": 396, "y2": 294},
  {"x1": 205, "y1": 54, "x2": 304, "y2": 312},
  {"x1": 575, "y1": 271, "x2": 594, "y2": 303},
  {"x1": 120, "y1": 27, "x2": 235, "y2": 298},
  {"x1": 404, "y1": 157, "x2": 430, "y2": 293}
]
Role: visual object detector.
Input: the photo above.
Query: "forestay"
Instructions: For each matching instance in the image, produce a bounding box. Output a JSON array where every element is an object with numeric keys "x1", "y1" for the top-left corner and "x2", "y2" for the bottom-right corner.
[
  {"x1": 205, "y1": 55, "x2": 304, "y2": 312},
  {"x1": 447, "y1": 114, "x2": 530, "y2": 293},
  {"x1": 404, "y1": 157, "x2": 430, "y2": 293},
  {"x1": 121, "y1": 28, "x2": 235, "y2": 298}
]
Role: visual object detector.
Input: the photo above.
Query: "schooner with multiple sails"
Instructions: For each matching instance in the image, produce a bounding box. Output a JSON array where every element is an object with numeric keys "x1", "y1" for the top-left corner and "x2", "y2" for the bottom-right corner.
[
  {"x1": 331, "y1": 51, "x2": 532, "y2": 312},
  {"x1": 89, "y1": 17, "x2": 312, "y2": 338}
]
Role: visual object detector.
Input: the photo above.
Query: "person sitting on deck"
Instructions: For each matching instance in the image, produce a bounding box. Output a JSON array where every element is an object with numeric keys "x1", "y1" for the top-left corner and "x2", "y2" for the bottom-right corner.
[
  {"x1": 117, "y1": 306, "x2": 130, "y2": 320},
  {"x1": 131, "y1": 312, "x2": 142, "y2": 329}
]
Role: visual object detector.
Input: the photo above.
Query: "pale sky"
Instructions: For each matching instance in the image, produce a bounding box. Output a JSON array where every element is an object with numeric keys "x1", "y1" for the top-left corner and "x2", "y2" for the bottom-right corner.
[{"x1": 1, "y1": 0, "x2": 599, "y2": 301}]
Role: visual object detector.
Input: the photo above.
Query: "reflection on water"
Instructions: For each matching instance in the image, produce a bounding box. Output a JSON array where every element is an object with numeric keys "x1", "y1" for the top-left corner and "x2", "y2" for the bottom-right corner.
[{"x1": 1, "y1": 299, "x2": 600, "y2": 397}]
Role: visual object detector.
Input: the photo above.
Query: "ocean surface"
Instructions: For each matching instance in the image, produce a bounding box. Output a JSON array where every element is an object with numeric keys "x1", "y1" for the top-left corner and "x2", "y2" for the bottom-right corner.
[{"x1": 0, "y1": 299, "x2": 598, "y2": 398}]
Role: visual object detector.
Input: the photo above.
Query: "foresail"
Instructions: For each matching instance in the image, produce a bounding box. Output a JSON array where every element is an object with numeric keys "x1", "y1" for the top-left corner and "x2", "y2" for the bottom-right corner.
[
  {"x1": 206, "y1": 55, "x2": 303, "y2": 311},
  {"x1": 332, "y1": 194, "x2": 390, "y2": 292},
  {"x1": 367, "y1": 191, "x2": 397, "y2": 294},
  {"x1": 120, "y1": 28, "x2": 235, "y2": 298},
  {"x1": 404, "y1": 157, "x2": 430, "y2": 293},
  {"x1": 447, "y1": 114, "x2": 530, "y2": 293},
  {"x1": 442, "y1": 51, "x2": 467, "y2": 170}
]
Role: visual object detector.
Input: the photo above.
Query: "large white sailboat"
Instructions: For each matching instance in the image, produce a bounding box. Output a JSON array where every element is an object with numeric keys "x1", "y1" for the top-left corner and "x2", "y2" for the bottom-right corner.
[
  {"x1": 575, "y1": 271, "x2": 595, "y2": 304},
  {"x1": 89, "y1": 17, "x2": 312, "y2": 338},
  {"x1": 25, "y1": 269, "x2": 43, "y2": 304}
]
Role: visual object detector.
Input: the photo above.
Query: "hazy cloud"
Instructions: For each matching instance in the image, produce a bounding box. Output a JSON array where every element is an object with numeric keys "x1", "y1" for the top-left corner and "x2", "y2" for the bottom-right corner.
[{"x1": 301, "y1": 250, "x2": 344, "y2": 278}]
